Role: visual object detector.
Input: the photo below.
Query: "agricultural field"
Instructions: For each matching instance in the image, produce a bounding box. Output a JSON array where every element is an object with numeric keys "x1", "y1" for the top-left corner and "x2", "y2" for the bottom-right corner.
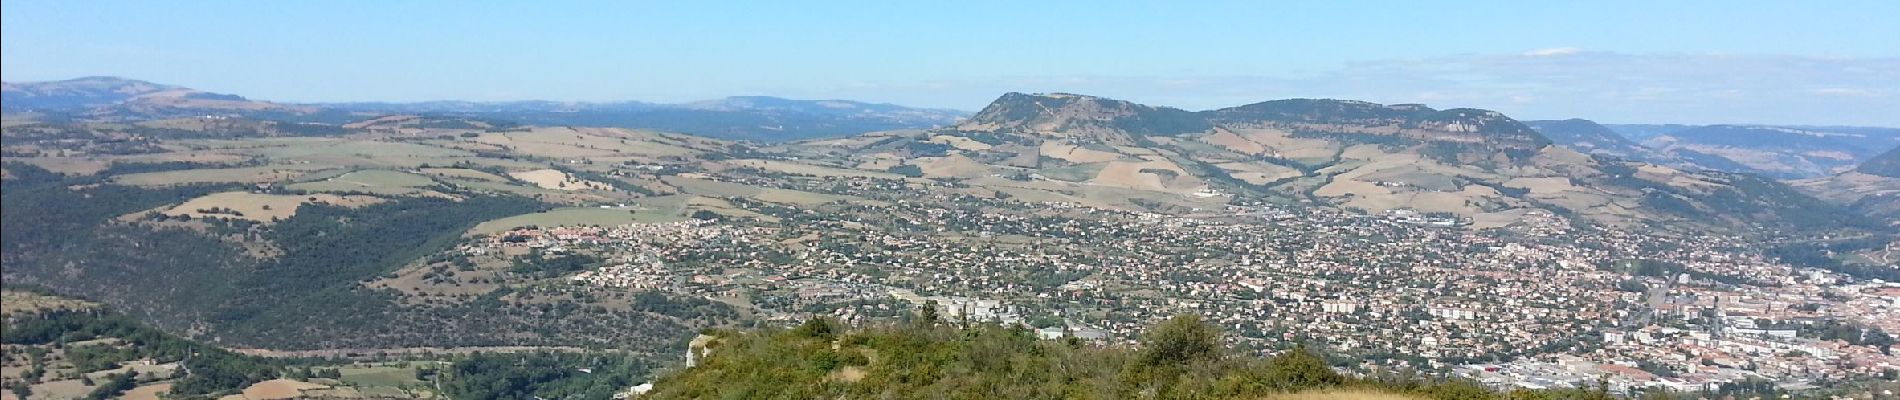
[
  {"x1": 4, "y1": 152, "x2": 251, "y2": 175},
  {"x1": 158, "y1": 192, "x2": 384, "y2": 222},
  {"x1": 419, "y1": 167, "x2": 511, "y2": 182},
  {"x1": 215, "y1": 363, "x2": 439, "y2": 400},
  {"x1": 112, "y1": 164, "x2": 334, "y2": 186},
  {"x1": 731, "y1": 159, "x2": 904, "y2": 179},
  {"x1": 661, "y1": 175, "x2": 844, "y2": 205},
  {"x1": 468, "y1": 202, "x2": 690, "y2": 235},
  {"x1": 469, "y1": 127, "x2": 703, "y2": 159},
  {"x1": 0, "y1": 291, "x2": 96, "y2": 316},
  {"x1": 286, "y1": 169, "x2": 450, "y2": 196},
  {"x1": 508, "y1": 168, "x2": 614, "y2": 191}
]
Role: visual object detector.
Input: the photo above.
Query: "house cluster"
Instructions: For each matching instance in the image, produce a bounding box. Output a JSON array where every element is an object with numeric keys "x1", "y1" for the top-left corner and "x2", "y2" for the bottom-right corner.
[{"x1": 462, "y1": 172, "x2": 1898, "y2": 393}]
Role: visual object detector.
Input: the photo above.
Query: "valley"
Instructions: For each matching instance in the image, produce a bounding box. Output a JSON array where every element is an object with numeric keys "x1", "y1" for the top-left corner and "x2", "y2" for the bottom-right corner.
[{"x1": 3, "y1": 80, "x2": 1898, "y2": 399}]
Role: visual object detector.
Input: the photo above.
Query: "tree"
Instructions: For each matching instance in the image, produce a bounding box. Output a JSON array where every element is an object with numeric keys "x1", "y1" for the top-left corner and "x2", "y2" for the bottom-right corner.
[
  {"x1": 1136, "y1": 314, "x2": 1221, "y2": 367},
  {"x1": 919, "y1": 300, "x2": 940, "y2": 324},
  {"x1": 791, "y1": 317, "x2": 838, "y2": 340},
  {"x1": 1261, "y1": 345, "x2": 1343, "y2": 390}
]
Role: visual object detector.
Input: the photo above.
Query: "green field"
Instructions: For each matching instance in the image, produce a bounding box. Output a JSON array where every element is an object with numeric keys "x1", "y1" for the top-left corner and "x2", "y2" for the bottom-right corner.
[
  {"x1": 329, "y1": 170, "x2": 439, "y2": 187},
  {"x1": 286, "y1": 169, "x2": 442, "y2": 195},
  {"x1": 113, "y1": 164, "x2": 336, "y2": 185},
  {"x1": 468, "y1": 197, "x2": 691, "y2": 235},
  {"x1": 1039, "y1": 163, "x2": 1106, "y2": 182},
  {"x1": 338, "y1": 365, "x2": 425, "y2": 387},
  {"x1": 664, "y1": 176, "x2": 847, "y2": 205}
]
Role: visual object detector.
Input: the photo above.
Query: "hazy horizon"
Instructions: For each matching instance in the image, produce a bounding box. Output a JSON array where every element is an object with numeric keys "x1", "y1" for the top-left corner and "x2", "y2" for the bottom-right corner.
[{"x1": 4, "y1": 1, "x2": 1898, "y2": 126}]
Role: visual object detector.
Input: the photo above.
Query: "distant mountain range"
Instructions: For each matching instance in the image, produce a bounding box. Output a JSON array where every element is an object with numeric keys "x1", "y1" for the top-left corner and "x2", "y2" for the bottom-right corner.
[
  {"x1": 1524, "y1": 119, "x2": 1679, "y2": 165},
  {"x1": 1522, "y1": 121, "x2": 1900, "y2": 179},
  {"x1": 0, "y1": 76, "x2": 318, "y2": 117},
  {"x1": 9, "y1": 77, "x2": 1897, "y2": 179},
  {"x1": 1641, "y1": 125, "x2": 1900, "y2": 178},
  {"x1": 1, "y1": 77, "x2": 968, "y2": 141},
  {"x1": 799, "y1": 92, "x2": 1876, "y2": 233}
]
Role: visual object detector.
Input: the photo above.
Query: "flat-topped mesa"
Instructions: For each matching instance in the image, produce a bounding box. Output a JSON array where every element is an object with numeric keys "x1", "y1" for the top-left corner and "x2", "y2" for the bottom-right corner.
[
  {"x1": 1208, "y1": 99, "x2": 1551, "y2": 151},
  {"x1": 949, "y1": 93, "x2": 1553, "y2": 163},
  {"x1": 951, "y1": 92, "x2": 1208, "y2": 145}
]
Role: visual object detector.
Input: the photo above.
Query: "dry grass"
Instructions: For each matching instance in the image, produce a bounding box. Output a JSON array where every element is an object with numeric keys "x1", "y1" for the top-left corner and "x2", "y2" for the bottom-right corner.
[
  {"x1": 28, "y1": 379, "x2": 92, "y2": 400},
  {"x1": 1040, "y1": 141, "x2": 1124, "y2": 163},
  {"x1": 1203, "y1": 129, "x2": 1268, "y2": 155},
  {"x1": 472, "y1": 127, "x2": 701, "y2": 159},
  {"x1": 122, "y1": 383, "x2": 173, "y2": 400},
  {"x1": 114, "y1": 164, "x2": 334, "y2": 186},
  {"x1": 0, "y1": 290, "x2": 96, "y2": 317},
  {"x1": 916, "y1": 154, "x2": 993, "y2": 178},
  {"x1": 1088, "y1": 159, "x2": 1199, "y2": 192},
  {"x1": 929, "y1": 135, "x2": 993, "y2": 151},
  {"x1": 240, "y1": 379, "x2": 329, "y2": 400},
  {"x1": 510, "y1": 169, "x2": 613, "y2": 191},
  {"x1": 159, "y1": 192, "x2": 383, "y2": 222},
  {"x1": 731, "y1": 159, "x2": 903, "y2": 179},
  {"x1": 421, "y1": 167, "x2": 511, "y2": 182}
]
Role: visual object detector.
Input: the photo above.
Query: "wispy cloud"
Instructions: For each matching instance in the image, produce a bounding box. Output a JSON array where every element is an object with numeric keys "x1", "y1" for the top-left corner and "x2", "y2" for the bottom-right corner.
[{"x1": 1524, "y1": 47, "x2": 1583, "y2": 57}]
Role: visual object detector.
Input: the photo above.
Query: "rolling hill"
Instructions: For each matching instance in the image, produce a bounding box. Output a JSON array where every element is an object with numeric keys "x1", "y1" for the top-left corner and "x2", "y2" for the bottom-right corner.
[
  {"x1": 4, "y1": 77, "x2": 968, "y2": 142},
  {"x1": 323, "y1": 96, "x2": 967, "y2": 142},
  {"x1": 1856, "y1": 145, "x2": 1900, "y2": 178},
  {"x1": 1791, "y1": 146, "x2": 1900, "y2": 224},
  {"x1": 1641, "y1": 125, "x2": 1900, "y2": 178},
  {"x1": 1525, "y1": 119, "x2": 1678, "y2": 165},
  {"x1": 1, "y1": 77, "x2": 318, "y2": 118},
  {"x1": 801, "y1": 92, "x2": 1874, "y2": 233}
]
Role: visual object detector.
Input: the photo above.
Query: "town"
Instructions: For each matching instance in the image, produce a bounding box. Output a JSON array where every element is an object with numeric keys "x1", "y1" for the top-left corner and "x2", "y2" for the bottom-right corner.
[{"x1": 447, "y1": 174, "x2": 1899, "y2": 395}]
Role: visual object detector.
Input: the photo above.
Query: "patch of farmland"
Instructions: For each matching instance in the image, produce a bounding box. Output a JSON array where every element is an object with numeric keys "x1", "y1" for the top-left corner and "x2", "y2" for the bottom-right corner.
[
  {"x1": 247, "y1": 140, "x2": 474, "y2": 160},
  {"x1": 915, "y1": 154, "x2": 993, "y2": 178},
  {"x1": 928, "y1": 135, "x2": 993, "y2": 151},
  {"x1": 337, "y1": 365, "x2": 424, "y2": 387},
  {"x1": 1038, "y1": 163, "x2": 1106, "y2": 182},
  {"x1": 113, "y1": 164, "x2": 336, "y2": 186},
  {"x1": 468, "y1": 198, "x2": 691, "y2": 235},
  {"x1": 286, "y1": 170, "x2": 450, "y2": 196},
  {"x1": 730, "y1": 159, "x2": 903, "y2": 179},
  {"x1": 663, "y1": 176, "x2": 760, "y2": 197},
  {"x1": 160, "y1": 192, "x2": 384, "y2": 222},
  {"x1": 237, "y1": 379, "x2": 330, "y2": 400},
  {"x1": 420, "y1": 167, "x2": 511, "y2": 182},
  {"x1": 0, "y1": 290, "x2": 97, "y2": 316},
  {"x1": 686, "y1": 196, "x2": 778, "y2": 222},
  {"x1": 472, "y1": 127, "x2": 701, "y2": 159},
  {"x1": 28, "y1": 379, "x2": 93, "y2": 400},
  {"x1": 1039, "y1": 142, "x2": 1124, "y2": 163},
  {"x1": 509, "y1": 168, "x2": 614, "y2": 191},
  {"x1": 123, "y1": 383, "x2": 173, "y2": 400},
  {"x1": 1089, "y1": 159, "x2": 1196, "y2": 192},
  {"x1": 328, "y1": 170, "x2": 438, "y2": 187},
  {"x1": 3, "y1": 152, "x2": 252, "y2": 175}
]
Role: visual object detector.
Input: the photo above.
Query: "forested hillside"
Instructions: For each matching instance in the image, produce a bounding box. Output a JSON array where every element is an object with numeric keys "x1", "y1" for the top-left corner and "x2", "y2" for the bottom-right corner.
[{"x1": 644, "y1": 315, "x2": 1640, "y2": 400}]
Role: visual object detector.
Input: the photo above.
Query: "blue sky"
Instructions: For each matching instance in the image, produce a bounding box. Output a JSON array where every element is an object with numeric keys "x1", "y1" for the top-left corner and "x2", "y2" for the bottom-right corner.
[{"x1": 4, "y1": 1, "x2": 1897, "y2": 125}]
